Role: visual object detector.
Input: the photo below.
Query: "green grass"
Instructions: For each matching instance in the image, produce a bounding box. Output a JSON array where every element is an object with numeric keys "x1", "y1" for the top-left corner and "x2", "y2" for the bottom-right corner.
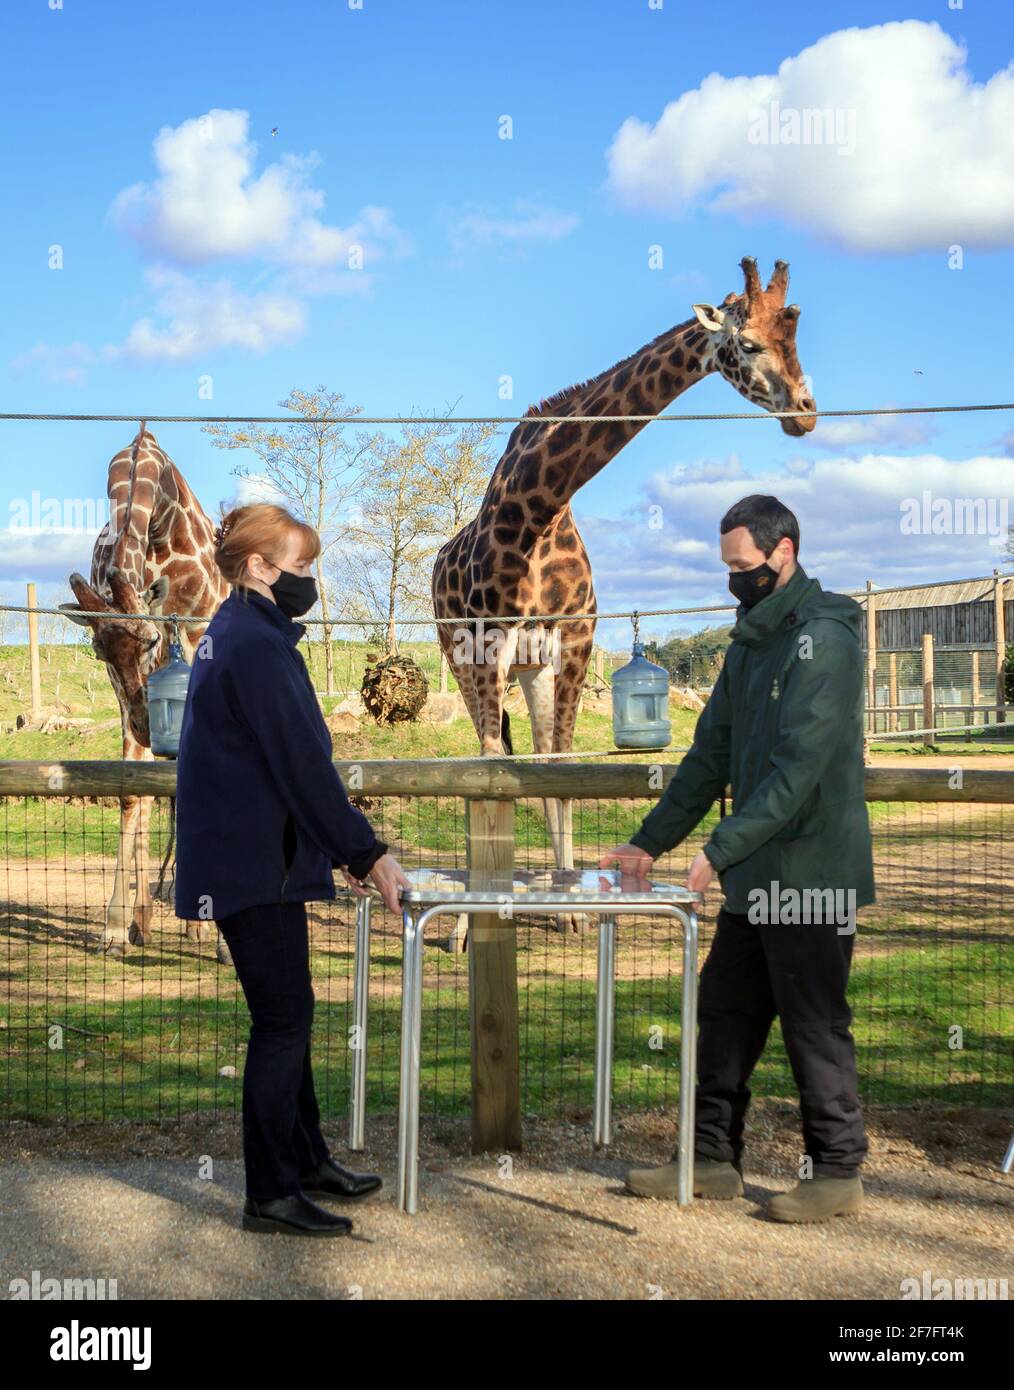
[{"x1": 4, "y1": 935, "x2": 1009, "y2": 1124}]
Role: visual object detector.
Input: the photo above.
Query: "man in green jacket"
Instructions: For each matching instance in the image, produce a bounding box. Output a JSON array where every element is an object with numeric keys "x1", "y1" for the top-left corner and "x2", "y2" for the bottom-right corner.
[{"x1": 600, "y1": 494, "x2": 873, "y2": 1223}]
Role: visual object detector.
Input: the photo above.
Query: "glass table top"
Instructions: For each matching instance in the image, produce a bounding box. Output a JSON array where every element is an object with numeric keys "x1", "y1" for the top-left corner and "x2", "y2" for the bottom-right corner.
[{"x1": 390, "y1": 866, "x2": 701, "y2": 907}]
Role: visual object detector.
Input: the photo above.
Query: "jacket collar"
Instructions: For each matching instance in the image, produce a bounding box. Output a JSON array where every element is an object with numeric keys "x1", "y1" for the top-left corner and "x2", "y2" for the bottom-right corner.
[
  {"x1": 231, "y1": 586, "x2": 307, "y2": 646},
  {"x1": 730, "y1": 563, "x2": 817, "y2": 647}
]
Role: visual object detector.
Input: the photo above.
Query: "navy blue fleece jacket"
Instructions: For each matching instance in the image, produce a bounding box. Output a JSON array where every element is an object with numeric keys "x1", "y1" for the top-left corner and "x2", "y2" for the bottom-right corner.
[{"x1": 173, "y1": 587, "x2": 386, "y2": 922}]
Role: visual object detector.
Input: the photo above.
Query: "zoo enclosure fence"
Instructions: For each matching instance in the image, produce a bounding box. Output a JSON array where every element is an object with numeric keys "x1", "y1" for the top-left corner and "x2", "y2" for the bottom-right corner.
[{"x1": 1, "y1": 759, "x2": 1011, "y2": 1130}]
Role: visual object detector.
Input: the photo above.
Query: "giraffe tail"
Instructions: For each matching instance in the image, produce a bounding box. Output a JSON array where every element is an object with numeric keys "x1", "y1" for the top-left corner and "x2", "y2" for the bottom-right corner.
[{"x1": 501, "y1": 709, "x2": 513, "y2": 756}]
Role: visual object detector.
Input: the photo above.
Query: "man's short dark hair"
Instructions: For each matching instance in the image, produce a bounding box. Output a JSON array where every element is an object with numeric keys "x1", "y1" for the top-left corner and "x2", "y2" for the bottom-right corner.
[{"x1": 720, "y1": 495, "x2": 800, "y2": 557}]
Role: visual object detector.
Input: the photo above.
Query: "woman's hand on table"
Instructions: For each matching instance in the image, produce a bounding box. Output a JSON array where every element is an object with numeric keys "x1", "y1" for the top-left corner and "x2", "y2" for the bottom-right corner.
[
  {"x1": 339, "y1": 853, "x2": 412, "y2": 913},
  {"x1": 368, "y1": 853, "x2": 413, "y2": 913}
]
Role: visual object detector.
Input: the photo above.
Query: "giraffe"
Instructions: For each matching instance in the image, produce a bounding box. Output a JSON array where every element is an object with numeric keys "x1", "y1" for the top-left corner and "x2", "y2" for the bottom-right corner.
[
  {"x1": 60, "y1": 425, "x2": 231, "y2": 960},
  {"x1": 432, "y1": 258, "x2": 816, "y2": 920}
]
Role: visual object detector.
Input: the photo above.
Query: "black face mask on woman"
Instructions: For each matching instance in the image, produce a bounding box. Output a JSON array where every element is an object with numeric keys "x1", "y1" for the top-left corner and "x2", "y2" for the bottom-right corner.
[
  {"x1": 268, "y1": 566, "x2": 318, "y2": 619},
  {"x1": 728, "y1": 559, "x2": 779, "y2": 610}
]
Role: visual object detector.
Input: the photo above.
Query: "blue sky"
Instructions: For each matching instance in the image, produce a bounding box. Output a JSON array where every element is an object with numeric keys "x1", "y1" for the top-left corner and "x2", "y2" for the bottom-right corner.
[{"x1": 3, "y1": 0, "x2": 1014, "y2": 644}]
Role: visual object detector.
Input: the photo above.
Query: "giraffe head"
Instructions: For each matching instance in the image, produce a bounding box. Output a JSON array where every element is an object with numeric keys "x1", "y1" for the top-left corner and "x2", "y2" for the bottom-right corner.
[
  {"x1": 692, "y1": 258, "x2": 816, "y2": 437},
  {"x1": 60, "y1": 571, "x2": 170, "y2": 744}
]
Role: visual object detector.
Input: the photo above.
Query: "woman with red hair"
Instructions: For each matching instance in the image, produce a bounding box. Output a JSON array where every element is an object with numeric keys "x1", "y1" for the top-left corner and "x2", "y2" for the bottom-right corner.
[{"x1": 176, "y1": 503, "x2": 411, "y2": 1237}]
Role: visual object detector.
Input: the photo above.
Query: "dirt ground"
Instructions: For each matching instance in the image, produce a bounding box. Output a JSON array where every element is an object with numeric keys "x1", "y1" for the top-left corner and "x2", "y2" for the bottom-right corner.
[{"x1": 1, "y1": 1101, "x2": 1009, "y2": 1301}]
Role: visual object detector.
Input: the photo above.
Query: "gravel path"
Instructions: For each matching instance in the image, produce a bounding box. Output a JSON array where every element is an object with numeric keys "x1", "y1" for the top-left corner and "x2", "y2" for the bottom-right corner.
[{"x1": 1, "y1": 1103, "x2": 1010, "y2": 1301}]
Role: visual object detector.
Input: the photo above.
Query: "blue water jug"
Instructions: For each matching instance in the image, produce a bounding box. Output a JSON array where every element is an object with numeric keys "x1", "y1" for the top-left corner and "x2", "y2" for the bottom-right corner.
[
  {"x1": 146, "y1": 639, "x2": 192, "y2": 757},
  {"x1": 611, "y1": 640, "x2": 672, "y2": 750}
]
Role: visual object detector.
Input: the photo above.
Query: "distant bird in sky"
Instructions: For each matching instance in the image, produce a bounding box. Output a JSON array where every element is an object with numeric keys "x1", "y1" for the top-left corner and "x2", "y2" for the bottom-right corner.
[
  {"x1": 913, "y1": 369, "x2": 924, "y2": 375},
  {"x1": 271, "y1": 127, "x2": 279, "y2": 137}
]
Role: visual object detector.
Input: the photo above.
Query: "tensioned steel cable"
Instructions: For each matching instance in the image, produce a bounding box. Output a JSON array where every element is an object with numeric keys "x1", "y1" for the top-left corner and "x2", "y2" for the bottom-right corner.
[
  {"x1": 4, "y1": 571, "x2": 1008, "y2": 627},
  {"x1": 2, "y1": 402, "x2": 1014, "y2": 425}
]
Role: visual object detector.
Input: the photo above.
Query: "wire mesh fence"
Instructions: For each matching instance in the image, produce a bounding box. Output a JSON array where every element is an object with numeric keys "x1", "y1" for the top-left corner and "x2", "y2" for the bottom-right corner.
[
  {"x1": 2, "y1": 781, "x2": 1011, "y2": 1127},
  {"x1": 867, "y1": 647, "x2": 1013, "y2": 737}
]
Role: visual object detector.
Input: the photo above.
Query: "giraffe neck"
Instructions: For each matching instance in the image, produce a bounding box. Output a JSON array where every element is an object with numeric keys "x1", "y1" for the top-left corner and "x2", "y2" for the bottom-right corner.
[
  {"x1": 103, "y1": 432, "x2": 223, "y2": 613},
  {"x1": 482, "y1": 317, "x2": 717, "y2": 522}
]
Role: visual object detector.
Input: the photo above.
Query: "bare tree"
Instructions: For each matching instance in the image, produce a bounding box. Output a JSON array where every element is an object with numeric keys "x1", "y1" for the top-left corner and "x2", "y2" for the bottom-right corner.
[
  {"x1": 424, "y1": 419, "x2": 499, "y2": 538},
  {"x1": 203, "y1": 388, "x2": 378, "y2": 694},
  {"x1": 336, "y1": 423, "x2": 455, "y2": 655}
]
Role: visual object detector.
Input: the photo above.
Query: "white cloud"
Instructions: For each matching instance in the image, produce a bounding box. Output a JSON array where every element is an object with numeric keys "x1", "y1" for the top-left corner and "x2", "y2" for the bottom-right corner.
[
  {"x1": 14, "y1": 109, "x2": 411, "y2": 381},
  {"x1": 0, "y1": 530, "x2": 100, "y2": 584},
  {"x1": 109, "y1": 267, "x2": 306, "y2": 364},
  {"x1": 576, "y1": 451, "x2": 1014, "y2": 632},
  {"x1": 605, "y1": 20, "x2": 1014, "y2": 252},
  {"x1": 233, "y1": 474, "x2": 290, "y2": 506},
  {"x1": 810, "y1": 413, "x2": 932, "y2": 450},
  {"x1": 10, "y1": 342, "x2": 98, "y2": 386},
  {"x1": 448, "y1": 200, "x2": 578, "y2": 251},
  {"x1": 111, "y1": 110, "x2": 410, "y2": 270}
]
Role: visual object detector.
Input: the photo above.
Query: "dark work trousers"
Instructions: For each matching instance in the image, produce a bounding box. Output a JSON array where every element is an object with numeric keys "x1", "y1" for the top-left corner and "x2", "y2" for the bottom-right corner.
[
  {"x1": 692, "y1": 907, "x2": 868, "y2": 1177},
  {"x1": 216, "y1": 901, "x2": 331, "y2": 1200}
]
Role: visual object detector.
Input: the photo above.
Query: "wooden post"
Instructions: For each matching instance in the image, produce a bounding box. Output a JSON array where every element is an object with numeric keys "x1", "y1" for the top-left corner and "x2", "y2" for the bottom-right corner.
[
  {"x1": 888, "y1": 653, "x2": 898, "y2": 733},
  {"x1": 26, "y1": 582, "x2": 42, "y2": 719},
  {"x1": 922, "y1": 633, "x2": 935, "y2": 747},
  {"x1": 994, "y1": 570, "x2": 1007, "y2": 726},
  {"x1": 595, "y1": 647, "x2": 604, "y2": 683},
  {"x1": 865, "y1": 582, "x2": 877, "y2": 734},
  {"x1": 466, "y1": 798, "x2": 521, "y2": 1154},
  {"x1": 439, "y1": 648, "x2": 448, "y2": 694},
  {"x1": 971, "y1": 650, "x2": 980, "y2": 730}
]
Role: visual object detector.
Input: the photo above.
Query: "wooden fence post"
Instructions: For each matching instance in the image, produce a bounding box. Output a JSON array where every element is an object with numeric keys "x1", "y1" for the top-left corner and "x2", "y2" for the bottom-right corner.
[
  {"x1": 26, "y1": 582, "x2": 42, "y2": 719},
  {"x1": 865, "y1": 581, "x2": 877, "y2": 734},
  {"x1": 466, "y1": 797, "x2": 521, "y2": 1154},
  {"x1": 888, "y1": 653, "x2": 898, "y2": 733},
  {"x1": 922, "y1": 633, "x2": 935, "y2": 747},
  {"x1": 994, "y1": 570, "x2": 1007, "y2": 726},
  {"x1": 971, "y1": 650, "x2": 980, "y2": 730}
]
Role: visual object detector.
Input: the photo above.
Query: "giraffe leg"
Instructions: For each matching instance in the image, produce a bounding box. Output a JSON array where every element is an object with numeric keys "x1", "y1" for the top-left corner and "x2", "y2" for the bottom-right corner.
[
  {"x1": 129, "y1": 791, "x2": 154, "y2": 946},
  {"x1": 103, "y1": 796, "x2": 140, "y2": 955},
  {"x1": 516, "y1": 662, "x2": 583, "y2": 933},
  {"x1": 550, "y1": 622, "x2": 596, "y2": 933}
]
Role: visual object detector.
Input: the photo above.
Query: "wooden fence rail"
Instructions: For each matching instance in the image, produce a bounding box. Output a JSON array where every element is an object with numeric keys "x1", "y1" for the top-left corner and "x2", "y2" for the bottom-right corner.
[{"x1": 3, "y1": 759, "x2": 1014, "y2": 802}]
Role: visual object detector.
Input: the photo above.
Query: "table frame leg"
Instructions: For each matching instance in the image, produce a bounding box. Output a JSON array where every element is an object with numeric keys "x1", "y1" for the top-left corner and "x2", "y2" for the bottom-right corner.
[
  {"x1": 349, "y1": 894, "x2": 371, "y2": 1152},
  {"x1": 593, "y1": 913, "x2": 616, "y2": 1149},
  {"x1": 396, "y1": 906, "x2": 425, "y2": 1213},
  {"x1": 676, "y1": 908, "x2": 699, "y2": 1207},
  {"x1": 394, "y1": 899, "x2": 699, "y2": 1215}
]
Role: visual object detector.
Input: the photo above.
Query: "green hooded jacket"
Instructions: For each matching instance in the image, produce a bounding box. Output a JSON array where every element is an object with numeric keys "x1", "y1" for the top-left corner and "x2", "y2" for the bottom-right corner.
[{"x1": 630, "y1": 563, "x2": 875, "y2": 917}]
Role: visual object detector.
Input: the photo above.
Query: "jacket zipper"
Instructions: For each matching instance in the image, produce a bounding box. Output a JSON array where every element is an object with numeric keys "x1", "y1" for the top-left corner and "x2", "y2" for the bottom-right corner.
[{"x1": 280, "y1": 871, "x2": 289, "y2": 902}]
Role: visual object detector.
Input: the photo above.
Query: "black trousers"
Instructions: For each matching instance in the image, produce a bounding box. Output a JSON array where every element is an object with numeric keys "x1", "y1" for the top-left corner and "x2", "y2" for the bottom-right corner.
[
  {"x1": 692, "y1": 907, "x2": 868, "y2": 1178},
  {"x1": 216, "y1": 901, "x2": 331, "y2": 1200}
]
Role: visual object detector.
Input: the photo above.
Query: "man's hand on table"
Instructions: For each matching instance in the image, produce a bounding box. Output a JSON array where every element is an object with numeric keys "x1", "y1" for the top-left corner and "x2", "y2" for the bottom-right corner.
[
  {"x1": 686, "y1": 850, "x2": 716, "y2": 898},
  {"x1": 600, "y1": 842, "x2": 716, "y2": 900},
  {"x1": 597, "y1": 842, "x2": 656, "y2": 891}
]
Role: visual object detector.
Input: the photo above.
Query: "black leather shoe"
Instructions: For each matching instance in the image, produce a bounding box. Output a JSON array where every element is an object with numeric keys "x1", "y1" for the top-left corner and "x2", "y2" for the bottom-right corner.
[
  {"x1": 298, "y1": 1157, "x2": 383, "y2": 1201},
  {"x1": 242, "y1": 1192, "x2": 352, "y2": 1236}
]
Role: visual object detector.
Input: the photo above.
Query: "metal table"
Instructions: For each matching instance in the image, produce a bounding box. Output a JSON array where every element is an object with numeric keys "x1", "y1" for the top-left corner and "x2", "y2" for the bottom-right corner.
[{"x1": 370, "y1": 867, "x2": 701, "y2": 1215}]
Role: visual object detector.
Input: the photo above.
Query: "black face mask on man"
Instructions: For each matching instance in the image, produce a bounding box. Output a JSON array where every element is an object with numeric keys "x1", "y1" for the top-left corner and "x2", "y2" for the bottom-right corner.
[
  {"x1": 728, "y1": 559, "x2": 779, "y2": 610},
  {"x1": 268, "y1": 566, "x2": 318, "y2": 619}
]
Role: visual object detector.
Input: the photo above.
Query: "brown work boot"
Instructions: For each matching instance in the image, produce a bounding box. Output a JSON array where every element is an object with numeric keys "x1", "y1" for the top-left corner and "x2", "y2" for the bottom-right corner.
[
  {"x1": 765, "y1": 1175, "x2": 863, "y2": 1223},
  {"x1": 625, "y1": 1157, "x2": 744, "y2": 1200}
]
